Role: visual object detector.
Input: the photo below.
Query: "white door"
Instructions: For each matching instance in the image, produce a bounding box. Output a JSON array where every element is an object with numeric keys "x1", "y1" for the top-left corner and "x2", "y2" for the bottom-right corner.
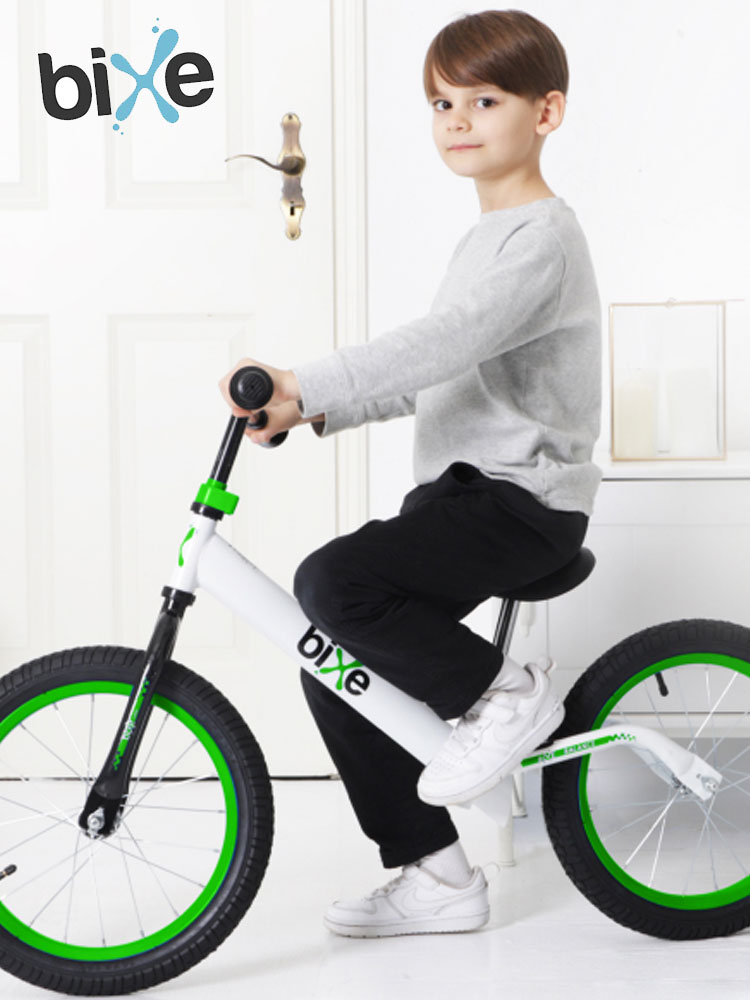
[{"x1": 0, "y1": 0, "x2": 361, "y2": 775}]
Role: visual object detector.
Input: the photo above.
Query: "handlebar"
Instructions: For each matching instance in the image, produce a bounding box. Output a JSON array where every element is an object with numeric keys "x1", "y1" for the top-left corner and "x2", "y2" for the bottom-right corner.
[
  {"x1": 194, "y1": 366, "x2": 289, "y2": 519},
  {"x1": 229, "y1": 366, "x2": 288, "y2": 448}
]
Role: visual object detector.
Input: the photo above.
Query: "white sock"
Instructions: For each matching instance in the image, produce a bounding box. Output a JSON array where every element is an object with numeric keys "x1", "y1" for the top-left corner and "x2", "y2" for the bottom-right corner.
[
  {"x1": 416, "y1": 840, "x2": 473, "y2": 886},
  {"x1": 488, "y1": 656, "x2": 534, "y2": 695}
]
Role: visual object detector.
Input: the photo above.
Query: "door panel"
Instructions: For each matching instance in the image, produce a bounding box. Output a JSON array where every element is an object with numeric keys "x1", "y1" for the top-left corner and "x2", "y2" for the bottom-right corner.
[{"x1": 0, "y1": 0, "x2": 339, "y2": 774}]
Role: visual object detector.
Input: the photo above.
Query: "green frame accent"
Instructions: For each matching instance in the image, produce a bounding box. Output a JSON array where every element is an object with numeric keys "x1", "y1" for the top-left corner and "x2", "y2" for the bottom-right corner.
[
  {"x1": 0, "y1": 681, "x2": 239, "y2": 961},
  {"x1": 194, "y1": 478, "x2": 239, "y2": 515},
  {"x1": 522, "y1": 731, "x2": 636, "y2": 768},
  {"x1": 578, "y1": 652, "x2": 750, "y2": 909},
  {"x1": 178, "y1": 526, "x2": 196, "y2": 566}
]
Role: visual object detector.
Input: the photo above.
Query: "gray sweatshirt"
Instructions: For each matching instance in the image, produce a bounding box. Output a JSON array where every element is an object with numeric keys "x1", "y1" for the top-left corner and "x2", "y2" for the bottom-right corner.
[{"x1": 293, "y1": 196, "x2": 602, "y2": 515}]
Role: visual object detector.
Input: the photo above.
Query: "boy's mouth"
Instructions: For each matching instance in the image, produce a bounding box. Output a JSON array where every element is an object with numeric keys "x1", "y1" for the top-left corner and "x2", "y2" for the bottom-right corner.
[{"x1": 447, "y1": 144, "x2": 482, "y2": 151}]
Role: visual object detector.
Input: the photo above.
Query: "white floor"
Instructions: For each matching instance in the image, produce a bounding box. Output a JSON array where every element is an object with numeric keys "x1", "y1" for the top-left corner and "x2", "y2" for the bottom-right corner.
[{"x1": 4, "y1": 771, "x2": 750, "y2": 1000}]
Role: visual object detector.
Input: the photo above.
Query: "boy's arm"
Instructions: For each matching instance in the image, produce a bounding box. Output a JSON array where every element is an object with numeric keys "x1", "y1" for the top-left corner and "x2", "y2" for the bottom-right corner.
[
  {"x1": 294, "y1": 223, "x2": 565, "y2": 420},
  {"x1": 307, "y1": 392, "x2": 417, "y2": 438},
  {"x1": 217, "y1": 364, "x2": 416, "y2": 444}
]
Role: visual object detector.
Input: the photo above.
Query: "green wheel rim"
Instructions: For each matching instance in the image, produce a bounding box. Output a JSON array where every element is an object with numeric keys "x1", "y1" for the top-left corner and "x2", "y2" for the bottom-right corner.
[
  {"x1": 579, "y1": 653, "x2": 750, "y2": 909},
  {"x1": 0, "y1": 681, "x2": 239, "y2": 961}
]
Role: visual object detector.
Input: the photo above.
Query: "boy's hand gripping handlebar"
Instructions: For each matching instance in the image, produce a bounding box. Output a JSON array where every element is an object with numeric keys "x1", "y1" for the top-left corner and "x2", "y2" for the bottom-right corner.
[{"x1": 229, "y1": 366, "x2": 289, "y2": 448}]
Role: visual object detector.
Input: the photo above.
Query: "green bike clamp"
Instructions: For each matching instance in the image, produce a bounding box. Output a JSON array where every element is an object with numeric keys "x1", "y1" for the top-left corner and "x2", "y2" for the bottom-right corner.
[{"x1": 194, "y1": 478, "x2": 240, "y2": 515}]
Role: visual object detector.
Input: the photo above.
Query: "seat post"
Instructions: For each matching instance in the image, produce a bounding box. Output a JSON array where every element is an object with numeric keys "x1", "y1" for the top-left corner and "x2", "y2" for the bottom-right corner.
[
  {"x1": 492, "y1": 598, "x2": 520, "y2": 656},
  {"x1": 492, "y1": 595, "x2": 525, "y2": 869}
]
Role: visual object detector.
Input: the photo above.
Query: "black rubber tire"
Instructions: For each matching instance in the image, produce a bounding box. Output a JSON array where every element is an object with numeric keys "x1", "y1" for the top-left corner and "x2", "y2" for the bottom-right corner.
[
  {"x1": 542, "y1": 619, "x2": 750, "y2": 940},
  {"x1": 0, "y1": 646, "x2": 274, "y2": 995}
]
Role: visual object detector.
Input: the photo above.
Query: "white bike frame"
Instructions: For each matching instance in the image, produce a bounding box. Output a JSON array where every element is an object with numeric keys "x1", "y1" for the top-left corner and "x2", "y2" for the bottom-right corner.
[{"x1": 169, "y1": 510, "x2": 723, "y2": 822}]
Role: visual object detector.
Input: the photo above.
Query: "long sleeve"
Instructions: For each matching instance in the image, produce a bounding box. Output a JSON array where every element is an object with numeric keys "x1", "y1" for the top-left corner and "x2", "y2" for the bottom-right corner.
[
  {"x1": 294, "y1": 196, "x2": 602, "y2": 516},
  {"x1": 310, "y1": 393, "x2": 417, "y2": 438},
  {"x1": 294, "y1": 221, "x2": 564, "y2": 419}
]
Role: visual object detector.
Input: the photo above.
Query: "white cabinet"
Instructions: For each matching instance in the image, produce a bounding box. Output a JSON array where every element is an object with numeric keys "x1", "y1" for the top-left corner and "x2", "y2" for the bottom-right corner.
[{"x1": 503, "y1": 472, "x2": 750, "y2": 700}]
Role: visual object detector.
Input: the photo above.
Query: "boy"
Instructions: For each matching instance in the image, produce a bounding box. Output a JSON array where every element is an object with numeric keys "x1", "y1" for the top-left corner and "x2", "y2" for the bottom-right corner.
[{"x1": 220, "y1": 9, "x2": 601, "y2": 937}]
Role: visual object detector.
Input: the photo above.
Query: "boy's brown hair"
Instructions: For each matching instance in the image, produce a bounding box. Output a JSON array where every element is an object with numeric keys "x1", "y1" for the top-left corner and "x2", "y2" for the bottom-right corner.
[{"x1": 423, "y1": 9, "x2": 569, "y2": 102}]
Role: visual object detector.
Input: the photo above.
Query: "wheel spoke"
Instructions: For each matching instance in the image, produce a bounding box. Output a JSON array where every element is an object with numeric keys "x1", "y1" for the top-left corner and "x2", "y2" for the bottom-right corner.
[
  {"x1": 119, "y1": 819, "x2": 180, "y2": 918},
  {"x1": 686, "y1": 671, "x2": 738, "y2": 752},
  {"x1": 1, "y1": 811, "x2": 79, "y2": 858},
  {"x1": 92, "y1": 831, "x2": 206, "y2": 889},
  {"x1": 126, "y1": 836, "x2": 220, "y2": 854},
  {"x1": 0, "y1": 791, "x2": 77, "y2": 828},
  {"x1": 715, "y1": 770, "x2": 750, "y2": 793},
  {"x1": 0, "y1": 761, "x2": 84, "y2": 835},
  {"x1": 120, "y1": 738, "x2": 201, "y2": 821},
  {"x1": 705, "y1": 803, "x2": 750, "y2": 838},
  {"x1": 123, "y1": 772, "x2": 220, "y2": 815},
  {"x1": 599, "y1": 800, "x2": 673, "y2": 842},
  {"x1": 703, "y1": 668, "x2": 720, "y2": 769},
  {"x1": 590, "y1": 799, "x2": 668, "y2": 810},
  {"x1": 719, "y1": 740, "x2": 750, "y2": 772},
  {"x1": 681, "y1": 797, "x2": 712, "y2": 894},
  {"x1": 129, "y1": 803, "x2": 225, "y2": 813},
  {"x1": 128, "y1": 711, "x2": 170, "y2": 805},
  {"x1": 115, "y1": 827, "x2": 145, "y2": 940},
  {"x1": 87, "y1": 837, "x2": 106, "y2": 946},
  {"x1": 714, "y1": 774, "x2": 750, "y2": 801},
  {"x1": 705, "y1": 795, "x2": 719, "y2": 892},
  {"x1": 4, "y1": 838, "x2": 100, "y2": 908},
  {"x1": 647, "y1": 800, "x2": 670, "y2": 887},
  {"x1": 717, "y1": 766, "x2": 750, "y2": 779},
  {"x1": 704, "y1": 705, "x2": 750, "y2": 759},
  {"x1": 64, "y1": 829, "x2": 83, "y2": 944},
  {"x1": 673, "y1": 670, "x2": 697, "y2": 744},
  {"x1": 622, "y1": 790, "x2": 680, "y2": 869},
  {"x1": 695, "y1": 799, "x2": 749, "y2": 880},
  {"x1": 17, "y1": 724, "x2": 87, "y2": 786},
  {"x1": 643, "y1": 683, "x2": 671, "y2": 739},
  {"x1": 53, "y1": 704, "x2": 91, "y2": 781}
]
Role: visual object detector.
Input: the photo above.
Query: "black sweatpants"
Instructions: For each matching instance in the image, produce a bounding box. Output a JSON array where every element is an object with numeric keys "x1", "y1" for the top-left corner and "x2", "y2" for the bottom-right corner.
[{"x1": 293, "y1": 462, "x2": 588, "y2": 868}]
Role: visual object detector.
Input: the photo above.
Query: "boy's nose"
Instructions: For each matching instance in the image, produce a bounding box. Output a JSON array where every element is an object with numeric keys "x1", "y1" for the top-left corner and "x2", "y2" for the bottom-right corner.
[{"x1": 447, "y1": 116, "x2": 469, "y2": 131}]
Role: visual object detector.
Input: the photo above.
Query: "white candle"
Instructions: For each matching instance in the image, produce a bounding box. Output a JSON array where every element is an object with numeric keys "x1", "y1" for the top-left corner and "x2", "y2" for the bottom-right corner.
[{"x1": 614, "y1": 369, "x2": 659, "y2": 458}]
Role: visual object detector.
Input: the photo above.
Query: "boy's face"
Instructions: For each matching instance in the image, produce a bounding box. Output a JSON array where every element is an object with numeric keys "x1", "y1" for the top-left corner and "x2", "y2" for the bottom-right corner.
[{"x1": 429, "y1": 73, "x2": 562, "y2": 184}]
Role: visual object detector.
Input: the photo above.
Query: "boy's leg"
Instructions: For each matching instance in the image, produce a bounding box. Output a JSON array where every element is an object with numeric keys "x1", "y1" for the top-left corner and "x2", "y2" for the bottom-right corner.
[
  {"x1": 294, "y1": 462, "x2": 587, "y2": 868},
  {"x1": 300, "y1": 670, "x2": 461, "y2": 868},
  {"x1": 295, "y1": 463, "x2": 587, "y2": 719}
]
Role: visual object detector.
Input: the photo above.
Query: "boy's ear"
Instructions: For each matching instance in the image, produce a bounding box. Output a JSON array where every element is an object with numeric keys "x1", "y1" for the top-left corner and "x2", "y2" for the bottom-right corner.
[{"x1": 536, "y1": 90, "x2": 565, "y2": 134}]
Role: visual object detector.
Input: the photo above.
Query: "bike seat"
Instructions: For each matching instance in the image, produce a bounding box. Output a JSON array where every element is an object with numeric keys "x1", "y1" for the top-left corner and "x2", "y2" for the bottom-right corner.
[{"x1": 496, "y1": 547, "x2": 595, "y2": 603}]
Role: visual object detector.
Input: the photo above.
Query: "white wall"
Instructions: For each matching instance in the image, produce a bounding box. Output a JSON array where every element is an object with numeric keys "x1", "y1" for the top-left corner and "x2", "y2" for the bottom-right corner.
[{"x1": 365, "y1": 0, "x2": 750, "y2": 519}]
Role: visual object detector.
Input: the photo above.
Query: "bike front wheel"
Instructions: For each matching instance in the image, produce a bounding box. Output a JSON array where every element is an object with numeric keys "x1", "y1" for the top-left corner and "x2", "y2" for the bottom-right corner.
[
  {"x1": 543, "y1": 619, "x2": 750, "y2": 939},
  {"x1": 0, "y1": 646, "x2": 273, "y2": 995}
]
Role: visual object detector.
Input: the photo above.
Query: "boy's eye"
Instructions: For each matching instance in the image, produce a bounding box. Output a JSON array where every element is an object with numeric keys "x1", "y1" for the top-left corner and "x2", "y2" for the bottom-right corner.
[{"x1": 432, "y1": 96, "x2": 497, "y2": 111}]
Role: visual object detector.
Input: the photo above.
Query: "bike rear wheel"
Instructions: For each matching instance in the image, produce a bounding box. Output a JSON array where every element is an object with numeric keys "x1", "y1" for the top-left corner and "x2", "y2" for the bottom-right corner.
[
  {"x1": 543, "y1": 619, "x2": 750, "y2": 939},
  {"x1": 0, "y1": 645, "x2": 273, "y2": 994}
]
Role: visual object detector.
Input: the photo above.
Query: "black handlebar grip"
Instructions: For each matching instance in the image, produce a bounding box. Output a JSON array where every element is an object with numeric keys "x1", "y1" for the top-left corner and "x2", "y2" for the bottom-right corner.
[
  {"x1": 229, "y1": 366, "x2": 273, "y2": 410},
  {"x1": 228, "y1": 366, "x2": 288, "y2": 449}
]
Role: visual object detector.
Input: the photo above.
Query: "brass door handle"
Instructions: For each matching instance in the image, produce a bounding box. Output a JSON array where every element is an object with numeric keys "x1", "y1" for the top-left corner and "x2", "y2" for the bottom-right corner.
[{"x1": 226, "y1": 113, "x2": 306, "y2": 240}]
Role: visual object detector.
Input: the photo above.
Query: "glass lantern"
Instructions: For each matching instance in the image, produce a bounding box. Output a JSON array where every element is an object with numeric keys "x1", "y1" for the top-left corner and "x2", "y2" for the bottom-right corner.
[{"x1": 610, "y1": 300, "x2": 726, "y2": 461}]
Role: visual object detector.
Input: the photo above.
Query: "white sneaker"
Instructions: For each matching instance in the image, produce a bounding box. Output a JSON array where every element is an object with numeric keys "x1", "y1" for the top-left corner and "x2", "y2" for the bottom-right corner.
[
  {"x1": 417, "y1": 660, "x2": 564, "y2": 807},
  {"x1": 323, "y1": 864, "x2": 489, "y2": 938}
]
